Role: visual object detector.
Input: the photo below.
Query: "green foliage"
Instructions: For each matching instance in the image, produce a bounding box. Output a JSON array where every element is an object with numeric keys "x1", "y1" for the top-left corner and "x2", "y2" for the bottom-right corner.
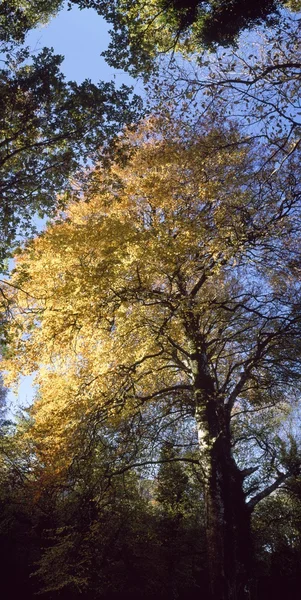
[
  {"x1": 0, "y1": 1, "x2": 62, "y2": 48},
  {"x1": 156, "y1": 443, "x2": 191, "y2": 514},
  {"x1": 0, "y1": 417, "x2": 46, "y2": 599},
  {"x1": 155, "y1": 443, "x2": 207, "y2": 598},
  {"x1": 5, "y1": 422, "x2": 205, "y2": 600},
  {"x1": 70, "y1": 0, "x2": 299, "y2": 77},
  {"x1": 199, "y1": 1, "x2": 281, "y2": 47},
  {"x1": 0, "y1": 45, "x2": 142, "y2": 267},
  {"x1": 253, "y1": 483, "x2": 301, "y2": 578}
]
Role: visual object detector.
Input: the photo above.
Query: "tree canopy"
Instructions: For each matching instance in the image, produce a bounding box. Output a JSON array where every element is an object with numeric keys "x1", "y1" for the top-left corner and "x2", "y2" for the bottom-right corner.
[
  {"x1": 0, "y1": 0, "x2": 61, "y2": 45},
  {"x1": 3, "y1": 1, "x2": 299, "y2": 78},
  {"x1": 1, "y1": 3, "x2": 301, "y2": 600},
  {"x1": 71, "y1": 0, "x2": 300, "y2": 76},
  {"x1": 0, "y1": 40, "x2": 142, "y2": 268},
  {"x1": 3, "y1": 112, "x2": 301, "y2": 597}
]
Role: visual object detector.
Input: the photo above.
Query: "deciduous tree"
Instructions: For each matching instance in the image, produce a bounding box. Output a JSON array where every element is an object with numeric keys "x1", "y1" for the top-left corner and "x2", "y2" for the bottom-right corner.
[
  {"x1": 0, "y1": 45, "x2": 142, "y2": 267},
  {"x1": 3, "y1": 116, "x2": 301, "y2": 599},
  {"x1": 72, "y1": 0, "x2": 300, "y2": 76},
  {"x1": 0, "y1": 0, "x2": 61, "y2": 46}
]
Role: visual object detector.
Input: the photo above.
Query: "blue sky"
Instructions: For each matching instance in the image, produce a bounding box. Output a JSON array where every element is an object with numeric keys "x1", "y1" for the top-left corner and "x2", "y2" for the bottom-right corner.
[
  {"x1": 27, "y1": 3, "x2": 134, "y2": 86},
  {"x1": 6, "y1": 2, "x2": 140, "y2": 416}
]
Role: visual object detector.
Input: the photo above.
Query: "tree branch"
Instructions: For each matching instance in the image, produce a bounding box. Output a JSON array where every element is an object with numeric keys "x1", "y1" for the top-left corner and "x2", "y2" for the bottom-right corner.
[{"x1": 247, "y1": 471, "x2": 292, "y2": 512}]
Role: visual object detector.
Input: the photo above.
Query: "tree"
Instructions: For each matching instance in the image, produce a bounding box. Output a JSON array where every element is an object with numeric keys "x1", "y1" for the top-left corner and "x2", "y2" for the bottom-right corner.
[
  {"x1": 0, "y1": 412, "x2": 46, "y2": 600},
  {"x1": 2, "y1": 1, "x2": 298, "y2": 61},
  {"x1": 3, "y1": 115, "x2": 301, "y2": 599},
  {"x1": 71, "y1": 0, "x2": 300, "y2": 77},
  {"x1": 33, "y1": 455, "x2": 155, "y2": 599},
  {"x1": 155, "y1": 442, "x2": 207, "y2": 599},
  {"x1": 0, "y1": 1, "x2": 61, "y2": 46},
  {"x1": 252, "y1": 478, "x2": 301, "y2": 598},
  {"x1": 0, "y1": 45, "x2": 142, "y2": 268},
  {"x1": 152, "y1": 9, "x2": 301, "y2": 168}
]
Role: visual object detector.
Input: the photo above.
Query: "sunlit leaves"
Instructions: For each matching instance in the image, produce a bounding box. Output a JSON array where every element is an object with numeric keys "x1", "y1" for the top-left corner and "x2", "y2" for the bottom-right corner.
[
  {"x1": 0, "y1": 45, "x2": 142, "y2": 266},
  {"x1": 3, "y1": 114, "x2": 301, "y2": 475}
]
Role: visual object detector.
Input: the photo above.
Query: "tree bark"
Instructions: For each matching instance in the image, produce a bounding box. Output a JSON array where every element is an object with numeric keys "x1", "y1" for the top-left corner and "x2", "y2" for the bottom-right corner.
[
  {"x1": 196, "y1": 398, "x2": 253, "y2": 600},
  {"x1": 185, "y1": 306, "x2": 253, "y2": 600}
]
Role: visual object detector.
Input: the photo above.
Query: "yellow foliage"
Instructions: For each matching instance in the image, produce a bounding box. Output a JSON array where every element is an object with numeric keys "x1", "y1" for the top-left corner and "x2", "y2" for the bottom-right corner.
[{"x1": 2, "y1": 117, "x2": 282, "y2": 466}]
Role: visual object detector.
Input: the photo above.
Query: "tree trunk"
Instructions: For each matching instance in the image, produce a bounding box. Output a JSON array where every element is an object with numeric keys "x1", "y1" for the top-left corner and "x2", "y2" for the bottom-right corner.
[
  {"x1": 196, "y1": 399, "x2": 253, "y2": 600},
  {"x1": 186, "y1": 312, "x2": 253, "y2": 600}
]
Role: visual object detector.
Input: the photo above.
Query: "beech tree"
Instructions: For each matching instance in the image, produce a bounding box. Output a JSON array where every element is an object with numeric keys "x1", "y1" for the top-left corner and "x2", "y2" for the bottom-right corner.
[{"x1": 3, "y1": 116, "x2": 301, "y2": 599}]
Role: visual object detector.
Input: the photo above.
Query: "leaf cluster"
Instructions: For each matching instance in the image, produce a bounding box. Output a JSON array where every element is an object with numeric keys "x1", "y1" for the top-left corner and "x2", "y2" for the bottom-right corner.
[
  {"x1": 71, "y1": 0, "x2": 299, "y2": 78},
  {"x1": 0, "y1": 45, "x2": 143, "y2": 267}
]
